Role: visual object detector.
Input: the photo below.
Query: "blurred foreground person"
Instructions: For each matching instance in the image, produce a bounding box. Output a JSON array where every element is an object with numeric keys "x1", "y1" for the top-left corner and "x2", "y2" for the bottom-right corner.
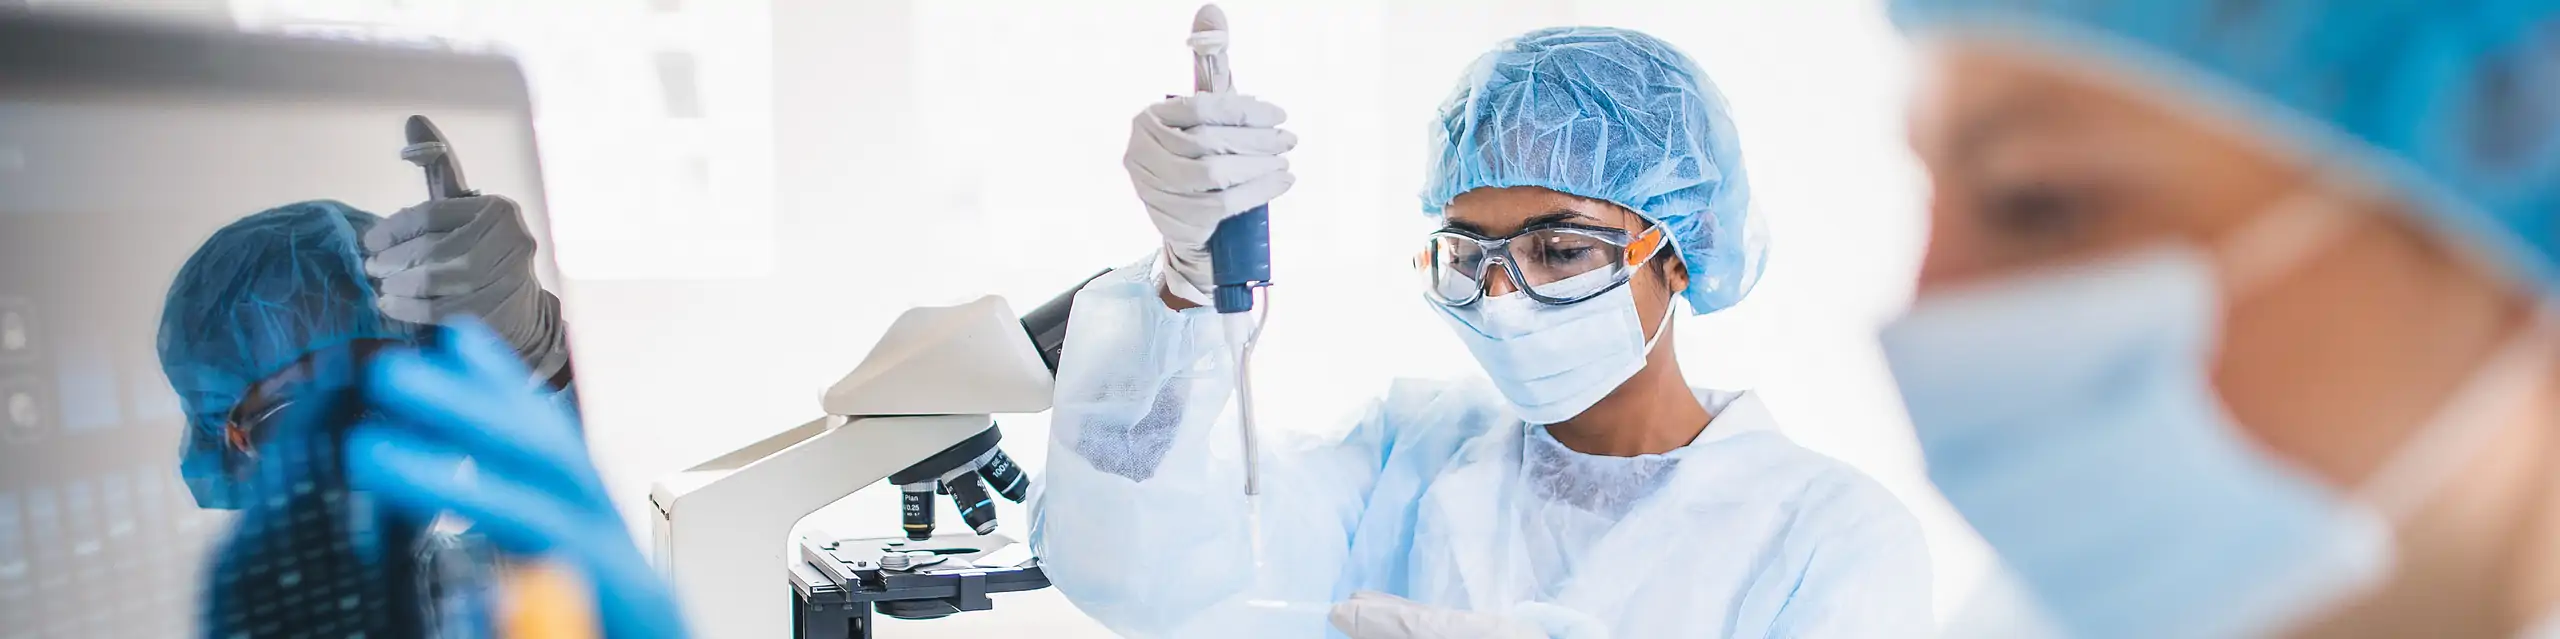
[{"x1": 1882, "y1": 2, "x2": 2560, "y2": 637}]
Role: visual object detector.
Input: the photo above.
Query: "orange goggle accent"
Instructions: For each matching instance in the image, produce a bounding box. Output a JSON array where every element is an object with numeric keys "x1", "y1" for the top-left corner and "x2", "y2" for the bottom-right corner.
[{"x1": 1622, "y1": 226, "x2": 1666, "y2": 268}]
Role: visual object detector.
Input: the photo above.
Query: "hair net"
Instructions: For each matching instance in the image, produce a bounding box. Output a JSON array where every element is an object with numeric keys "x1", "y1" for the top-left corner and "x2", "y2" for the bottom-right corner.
[
  {"x1": 1892, "y1": 0, "x2": 2560, "y2": 298},
  {"x1": 157, "y1": 200, "x2": 418, "y2": 508},
  {"x1": 1423, "y1": 26, "x2": 1765, "y2": 315}
]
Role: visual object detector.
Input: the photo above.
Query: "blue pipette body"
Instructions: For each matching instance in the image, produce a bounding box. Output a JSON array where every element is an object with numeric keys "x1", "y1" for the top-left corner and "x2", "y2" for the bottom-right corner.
[{"x1": 1209, "y1": 206, "x2": 1269, "y2": 313}]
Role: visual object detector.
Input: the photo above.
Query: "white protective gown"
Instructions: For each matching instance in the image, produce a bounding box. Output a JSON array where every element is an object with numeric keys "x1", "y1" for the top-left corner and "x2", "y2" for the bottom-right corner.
[{"x1": 1030, "y1": 263, "x2": 1933, "y2": 638}]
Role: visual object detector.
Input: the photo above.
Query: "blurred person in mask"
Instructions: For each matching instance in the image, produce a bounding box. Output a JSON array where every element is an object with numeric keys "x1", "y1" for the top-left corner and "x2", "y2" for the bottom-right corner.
[
  {"x1": 1034, "y1": 26, "x2": 1931, "y2": 639},
  {"x1": 1880, "y1": 1, "x2": 2560, "y2": 637},
  {"x1": 158, "y1": 201, "x2": 683, "y2": 637}
]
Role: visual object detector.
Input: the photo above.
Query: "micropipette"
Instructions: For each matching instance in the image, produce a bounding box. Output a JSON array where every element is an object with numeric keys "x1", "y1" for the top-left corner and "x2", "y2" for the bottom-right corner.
[
  {"x1": 1188, "y1": 4, "x2": 1272, "y2": 498},
  {"x1": 1186, "y1": 10, "x2": 1319, "y2": 621},
  {"x1": 402, "y1": 115, "x2": 479, "y2": 200},
  {"x1": 396, "y1": 116, "x2": 602, "y2": 637}
]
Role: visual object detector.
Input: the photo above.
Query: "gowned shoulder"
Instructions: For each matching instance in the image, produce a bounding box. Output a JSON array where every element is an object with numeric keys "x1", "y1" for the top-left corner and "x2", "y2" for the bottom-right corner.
[
  {"x1": 1703, "y1": 431, "x2": 1936, "y2": 634},
  {"x1": 1792, "y1": 454, "x2": 1927, "y2": 544},
  {"x1": 1685, "y1": 429, "x2": 1926, "y2": 542}
]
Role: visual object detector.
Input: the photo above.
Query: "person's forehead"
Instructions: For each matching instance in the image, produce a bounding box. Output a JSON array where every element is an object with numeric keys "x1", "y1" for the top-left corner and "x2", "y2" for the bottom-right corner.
[
  {"x1": 1444, "y1": 187, "x2": 1644, "y2": 228},
  {"x1": 238, "y1": 339, "x2": 403, "y2": 406},
  {"x1": 1915, "y1": 50, "x2": 2072, "y2": 155},
  {"x1": 1923, "y1": 44, "x2": 2251, "y2": 153}
]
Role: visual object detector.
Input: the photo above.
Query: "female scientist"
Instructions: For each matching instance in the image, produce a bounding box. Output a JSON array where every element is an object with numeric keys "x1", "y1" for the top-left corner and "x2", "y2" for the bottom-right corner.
[
  {"x1": 1032, "y1": 27, "x2": 1932, "y2": 638},
  {"x1": 1881, "y1": 1, "x2": 2560, "y2": 637}
]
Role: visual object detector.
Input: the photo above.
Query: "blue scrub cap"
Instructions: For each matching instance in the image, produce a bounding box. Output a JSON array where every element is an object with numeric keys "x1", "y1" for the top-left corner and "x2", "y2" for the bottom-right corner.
[
  {"x1": 1892, "y1": 0, "x2": 2560, "y2": 298},
  {"x1": 157, "y1": 200, "x2": 417, "y2": 508},
  {"x1": 1423, "y1": 26, "x2": 1765, "y2": 315}
]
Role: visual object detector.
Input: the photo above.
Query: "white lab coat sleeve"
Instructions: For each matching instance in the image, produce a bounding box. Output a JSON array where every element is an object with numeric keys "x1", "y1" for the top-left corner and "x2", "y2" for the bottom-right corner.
[
  {"x1": 1764, "y1": 470, "x2": 1935, "y2": 638},
  {"x1": 1030, "y1": 257, "x2": 1386, "y2": 638}
]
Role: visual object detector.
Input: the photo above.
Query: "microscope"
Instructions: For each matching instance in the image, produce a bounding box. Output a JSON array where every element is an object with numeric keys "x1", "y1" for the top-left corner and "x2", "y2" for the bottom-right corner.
[
  {"x1": 648, "y1": 273, "x2": 1100, "y2": 639},
  {"x1": 653, "y1": 8, "x2": 1262, "y2": 635}
]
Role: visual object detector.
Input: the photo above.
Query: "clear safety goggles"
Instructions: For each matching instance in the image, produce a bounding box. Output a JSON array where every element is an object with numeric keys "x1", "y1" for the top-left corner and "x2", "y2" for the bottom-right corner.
[
  {"x1": 1418, "y1": 223, "x2": 1670, "y2": 307},
  {"x1": 221, "y1": 338, "x2": 399, "y2": 473}
]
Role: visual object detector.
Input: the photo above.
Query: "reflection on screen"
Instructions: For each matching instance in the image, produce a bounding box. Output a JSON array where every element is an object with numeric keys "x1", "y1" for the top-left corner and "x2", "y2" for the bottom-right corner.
[{"x1": 0, "y1": 81, "x2": 563, "y2": 638}]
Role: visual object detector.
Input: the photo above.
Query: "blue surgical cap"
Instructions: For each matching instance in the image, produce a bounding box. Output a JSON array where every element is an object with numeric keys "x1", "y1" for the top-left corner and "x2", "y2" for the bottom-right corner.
[
  {"x1": 1892, "y1": 0, "x2": 2560, "y2": 298},
  {"x1": 1423, "y1": 26, "x2": 1765, "y2": 315},
  {"x1": 157, "y1": 200, "x2": 417, "y2": 508}
]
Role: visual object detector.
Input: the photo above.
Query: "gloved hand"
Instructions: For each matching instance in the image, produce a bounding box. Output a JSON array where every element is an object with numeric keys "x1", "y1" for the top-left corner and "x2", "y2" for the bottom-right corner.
[
  {"x1": 363, "y1": 195, "x2": 569, "y2": 383},
  {"x1": 1329, "y1": 591, "x2": 1609, "y2": 639},
  {"x1": 1124, "y1": 93, "x2": 1297, "y2": 306},
  {"x1": 347, "y1": 321, "x2": 683, "y2": 639}
]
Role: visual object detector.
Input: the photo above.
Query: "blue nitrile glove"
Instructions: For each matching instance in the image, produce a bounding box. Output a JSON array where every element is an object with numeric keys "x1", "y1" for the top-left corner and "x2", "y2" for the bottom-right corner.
[{"x1": 347, "y1": 320, "x2": 685, "y2": 639}]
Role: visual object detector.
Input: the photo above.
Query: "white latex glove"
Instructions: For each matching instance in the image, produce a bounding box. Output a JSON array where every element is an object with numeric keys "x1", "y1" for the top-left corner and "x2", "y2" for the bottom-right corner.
[
  {"x1": 1328, "y1": 591, "x2": 1609, "y2": 639},
  {"x1": 1124, "y1": 93, "x2": 1297, "y2": 305},
  {"x1": 362, "y1": 194, "x2": 569, "y2": 383}
]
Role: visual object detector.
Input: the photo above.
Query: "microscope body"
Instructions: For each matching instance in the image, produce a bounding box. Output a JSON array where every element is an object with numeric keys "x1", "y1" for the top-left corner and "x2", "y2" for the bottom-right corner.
[
  {"x1": 651, "y1": 413, "x2": 1001, "y2": 639},
  {"x1": 649, "y1": 283, "x2": 1091, "y2": 639}
]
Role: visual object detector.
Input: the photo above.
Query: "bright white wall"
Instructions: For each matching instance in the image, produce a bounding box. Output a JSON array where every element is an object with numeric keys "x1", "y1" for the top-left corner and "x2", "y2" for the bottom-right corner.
[{"x1": 218, "y1": 0, "x2": 1995, "y2": 635}]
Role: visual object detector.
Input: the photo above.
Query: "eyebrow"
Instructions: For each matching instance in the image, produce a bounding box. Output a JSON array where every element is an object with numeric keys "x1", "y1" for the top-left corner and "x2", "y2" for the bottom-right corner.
[
  {"x1": 1948, "y1": 91, "x2": 2054, "y2": 169},
  {"x1": 1439, "y1": 209, "x2": 1606, "y2": 236},
  {"x1": 1522, "y1": 210, "x2": 1604, "y2": 228}
]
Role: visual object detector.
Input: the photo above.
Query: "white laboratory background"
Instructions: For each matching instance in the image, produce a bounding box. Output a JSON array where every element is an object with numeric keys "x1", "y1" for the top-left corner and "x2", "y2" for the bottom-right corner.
[{"x1": 73, "y1": 0, "x2": 1996, "y2": 635}]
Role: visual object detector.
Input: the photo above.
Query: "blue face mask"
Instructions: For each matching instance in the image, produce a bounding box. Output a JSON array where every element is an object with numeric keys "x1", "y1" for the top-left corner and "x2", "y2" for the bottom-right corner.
[
  {"x1": 1881, "y1": 246, "x2": 2392, "y2": 638},
  {"x1": 1434, "y1": 269, "x2": 1675, "y2": 424},
  {"x1": 1881, "y1": 192, "x2": 2556, "y2": 638}
]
